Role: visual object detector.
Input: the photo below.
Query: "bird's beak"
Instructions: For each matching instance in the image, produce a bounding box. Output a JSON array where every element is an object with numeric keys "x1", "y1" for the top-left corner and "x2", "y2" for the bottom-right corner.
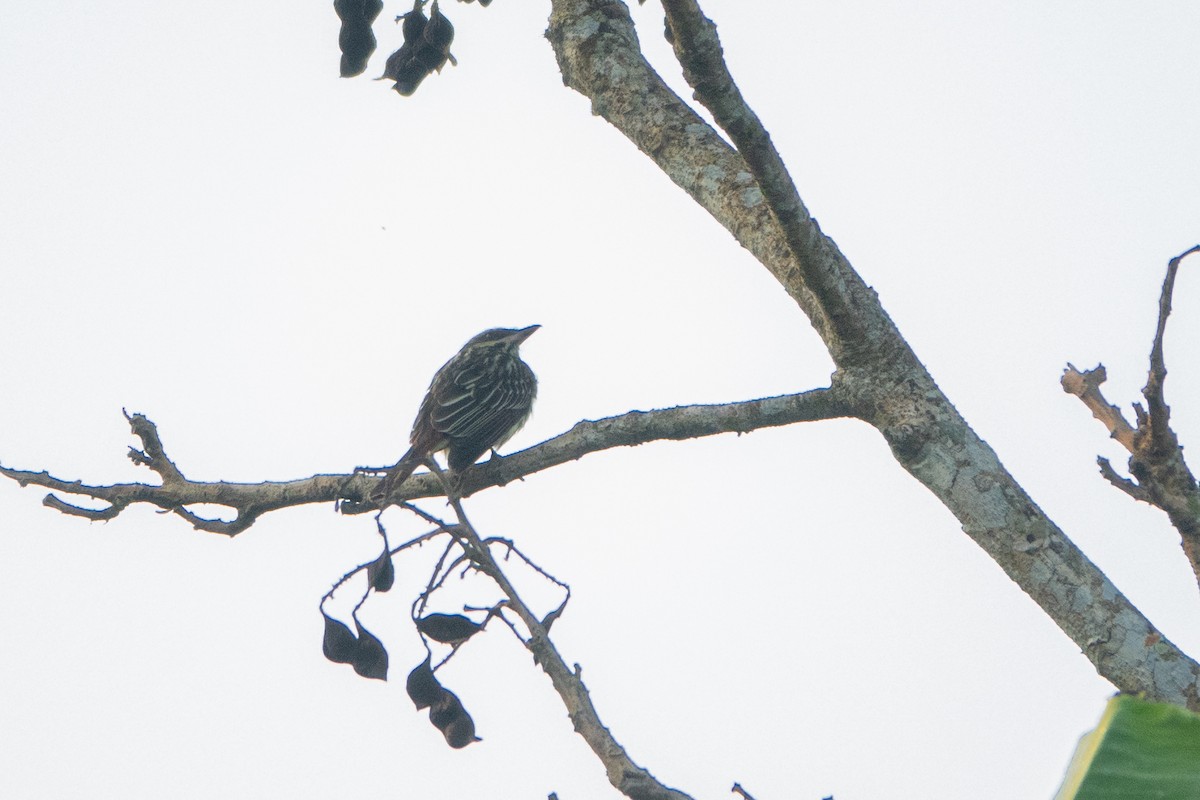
[{"x1": 510, "y1": 324, "x2": 540, "y2": 344}]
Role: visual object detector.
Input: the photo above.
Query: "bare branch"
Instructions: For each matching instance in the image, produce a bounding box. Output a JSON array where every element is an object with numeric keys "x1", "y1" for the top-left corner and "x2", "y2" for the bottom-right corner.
[
  {"x1": 42, "y1": 493, "x2": 129, "y2": 521},
  {"x1": 1097, "y1": 458, "x2": 1152, "y2": 504},
  {"x1": 660, "y1": 0, "x2": 879, "y2": 362},
  {"x1": 441, "y1": 492, "x2": 695, "y2": 800},
  {"x1": 1132, "y1": 245, "x2": 1200, "y2": 585},
  {"x1": 124, "y1": 409, "x2": 186, "y2": 483},
  {"x1": 1066, "y1": 246, "x2": 1200, "y2": 590},
  {"x1": 730, "y1": 784, "x2": 758, "y2": 800},
  {"x1": 1139, "y1": 244, "x2": 1200, "y2": 461},
  {"x1": 545, "y1": 0, "x2": 887, "y2": 368},
  {"x1": 1061, "y1": 364, "x2": 1137, "y2": 451},
  {"x1": 1145, "y1": 245, "x2": 1200, "y2": 453},
  {"x1": 444, "y1": 386, "x2": 853, "y2": 500},
  {"x1": 0, "y1": 388, "x2": 851, "y2": 534},
  {"x1": 545, "y1": 0, "x2": 1200, "y2": 709}
]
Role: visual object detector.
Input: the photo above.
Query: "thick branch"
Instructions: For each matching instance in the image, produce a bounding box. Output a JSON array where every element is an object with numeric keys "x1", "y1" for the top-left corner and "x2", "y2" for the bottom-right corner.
[
  {"x1": 0, "y1": 388, "x2": 850, "y2": 534},
  {"x1": 662, "y1": 0, "x2": 902, "y2": 367},
  {"x1": 545, "y1": 0, "x2": 1200, "y2": 709},
  {"x1": 545, "y1": 1, "x2": 913, "y2": 370},
  {"x1": 660, "y1": 0, "x2": 877, "y2": 361}
]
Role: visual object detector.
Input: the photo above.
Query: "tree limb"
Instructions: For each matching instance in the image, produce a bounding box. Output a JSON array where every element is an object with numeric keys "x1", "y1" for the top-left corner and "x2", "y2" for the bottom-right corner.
[
  {"x1": 1134, "y1": 246, "x2": 1200, "y2": 580},
  {"x1": 443, "y1": 495, "x2": 695, "y2": 800},
  {"x1": 0, "y1": 388, "x2": 851, "y2": 535},
  {"x1": 660, "y1": 0, "x2": 879, "y2": 363},
  {"x1": 545, "y1": 0, "x2": 1200, "y2": 708},
  {"x1": 1065, "y1": 246, "x2": 1200, "y2": 591},
  {"x1": 1061, "y1": 365, "x2": 1138, "y2": 451},
  {"x1": 1097, "y1": 457, "x2": 1153, "y2": 504}
]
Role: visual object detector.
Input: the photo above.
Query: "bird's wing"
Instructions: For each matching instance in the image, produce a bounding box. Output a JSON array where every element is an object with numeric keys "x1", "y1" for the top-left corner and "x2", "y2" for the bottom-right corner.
[{"x1": 431, "y1": 361, "x2": 536, "y2": 469}]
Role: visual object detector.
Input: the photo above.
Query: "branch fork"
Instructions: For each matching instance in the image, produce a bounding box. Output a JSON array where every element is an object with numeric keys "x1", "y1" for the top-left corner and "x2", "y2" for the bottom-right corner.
[{"x1": 1063, "y1": 246, "x2": 1200, "y2": 589}]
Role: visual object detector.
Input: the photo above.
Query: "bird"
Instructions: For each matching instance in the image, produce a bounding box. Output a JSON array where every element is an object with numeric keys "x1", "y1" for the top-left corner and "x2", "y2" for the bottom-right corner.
[{"x1": 375, "y1": 325, "x2": 540, "y2": 501}]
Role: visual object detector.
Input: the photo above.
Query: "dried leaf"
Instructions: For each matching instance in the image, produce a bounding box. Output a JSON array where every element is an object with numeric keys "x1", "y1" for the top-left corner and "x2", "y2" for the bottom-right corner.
[
  {"x1": 417, "y1": 613, "x2": 482, "y2": 645},
  {"x1": 419, "y1": 1, "x2": 455, "y2": 72},
  {"x1": 334, "y1": 0, "x2": 384, "y2": 77},
  {"x1": 429, "y1": 688, "x2": 479, "y2": 748},
  {"x1": 442, "y1": 710, "x2": 480, "y2": 748},
  {"x1": 428, "y1": 687, "x2": 464, "y2": 728},
  {"x1": 381, "y1": 1, "x2": 428, "y2": 83},
  {"x1": 384, "y1": 0, "x2": 456, "y2": 95},
  {"x1": 351, "y1": 620, "x2": 389, "y2": 681},
  {"x1": 321, "y1": 612, "x2": 359, "y2": 665},
  {"x1": 367, "y1": 549, "x2": 395, "y2": 593},
  {"x1": 400, "y1": 2, "x2": 429, "y2": 40},
  {"x1": 406, "y1": 656, "x2": 443, "y2": 710}
]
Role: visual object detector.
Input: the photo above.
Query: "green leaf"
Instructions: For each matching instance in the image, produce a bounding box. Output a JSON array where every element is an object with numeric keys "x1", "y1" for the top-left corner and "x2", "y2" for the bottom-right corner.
[{"x1": 1054, "y1": 694, "x2": 1200, "y2": 800}]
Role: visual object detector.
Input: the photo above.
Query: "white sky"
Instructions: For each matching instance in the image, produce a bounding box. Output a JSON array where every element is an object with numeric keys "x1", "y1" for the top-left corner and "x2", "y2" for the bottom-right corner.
[{"x1": 2, "y1": 2, "x2": 1199, "y2": 798}]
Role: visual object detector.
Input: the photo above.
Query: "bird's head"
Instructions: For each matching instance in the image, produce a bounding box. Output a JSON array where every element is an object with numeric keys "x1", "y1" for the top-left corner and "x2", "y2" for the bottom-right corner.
[{"x1": 464, "y1": 325, "x2": 540, "y2": 350}]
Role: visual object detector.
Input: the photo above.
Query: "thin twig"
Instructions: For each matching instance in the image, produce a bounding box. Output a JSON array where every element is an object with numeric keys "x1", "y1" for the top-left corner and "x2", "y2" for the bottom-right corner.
[
  {"x1": 1096, "y1": 458, "x2": 1151, "y2": 504},
  {"x1": 1144, "y1": 245, "x2": 1200, "y2": 455},
  {"x1": 731, "y1": 784, "x2": 757, "y2": 800},
  {"x1": 439, "y1": 491, "x2": 694, "y2": 800}
]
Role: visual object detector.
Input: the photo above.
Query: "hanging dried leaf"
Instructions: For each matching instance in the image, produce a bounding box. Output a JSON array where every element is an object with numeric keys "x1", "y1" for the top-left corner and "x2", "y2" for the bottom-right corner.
[
  {"x1": 406, "y1": 656, "x2": 444, "y2": 710},
  {"x1": 428, "y1": 688, "x2": 479, "y2": 748},
  {"x1": 381, "y1": 0, "x2": 429, "y2": 88},
  {"x1": 382, "y1": 0, "x2": 456, "y2": 96},
  {"x1": 417, "y1": 613, "x2": 482, "y2": 645},
  {"x1": 335, "y1": 0, "x2": 385, "y2": 77},
  {"x1": 367, "y1": 548, "x2": 395, "y2": 593},
  {"x1": 321, "y1": 612, "x2": 359, "y2": 665},
  {"x1": 441, "y1": 710, "x2": 480, "y2": 748},
  {"x1": 399, "y1": 2, "x2": 429, "y2": 41},
  {"x1": 351, "y1": 620, "x2": 389, "y2": 681},
  {"x1": 428, "y1": 688, "x2": 461, "y2": 728},
  {"x1": 418, "y1": 1, "x2": 455, "y2": 73}
]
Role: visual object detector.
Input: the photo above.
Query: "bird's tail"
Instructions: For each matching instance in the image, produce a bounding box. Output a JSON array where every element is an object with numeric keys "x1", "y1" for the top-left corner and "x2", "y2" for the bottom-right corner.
[{"x1": 373, "y1": 447, "x2": 424, "y2": 504}]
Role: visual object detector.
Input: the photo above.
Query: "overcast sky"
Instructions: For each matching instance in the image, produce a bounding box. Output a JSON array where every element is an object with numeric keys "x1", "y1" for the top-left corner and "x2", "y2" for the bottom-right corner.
[{"x1": 2, "y1": 2, "x2": 1199, "y2": 799}]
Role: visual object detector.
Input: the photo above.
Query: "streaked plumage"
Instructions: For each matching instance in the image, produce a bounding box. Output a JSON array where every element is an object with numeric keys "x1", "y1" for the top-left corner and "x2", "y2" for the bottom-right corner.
[{"x1": 376, "y1": 325, "x2": 539, "y2": 499}]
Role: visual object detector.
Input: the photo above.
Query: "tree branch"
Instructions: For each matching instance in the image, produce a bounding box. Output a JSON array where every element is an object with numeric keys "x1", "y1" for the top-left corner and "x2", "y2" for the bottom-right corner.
[
  {"x1": 1134, "y1": 246, "x2": 1200, "y2": 564},
  {"x1": 0, "y1": 388, "x2": 851, "y2": 535},
  {"x1": 1065, "y1": 246, "x2": 1200, "y2": 591},
  {"x1": 1097, "y1": 457, "x2": 1153, "y2": 504},
  {"x1": 1061, "y1": 365, "x2": 1138, "y2": 451},
  {"x1": 546, "y1": 0, "x2": 902, "y2": 370},
  {"x1": 545, "y1": 0, "x2": 1200, "y2": 709},
  {"x1": 730, "y1": 784, "x2": 759, "y2": 800},
  {"x1": 660, "y1": 0, "x2": 880, "y2": 363},
  {"x1": 443, "y1": 495, "x2": 695, "y2": 800}
]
